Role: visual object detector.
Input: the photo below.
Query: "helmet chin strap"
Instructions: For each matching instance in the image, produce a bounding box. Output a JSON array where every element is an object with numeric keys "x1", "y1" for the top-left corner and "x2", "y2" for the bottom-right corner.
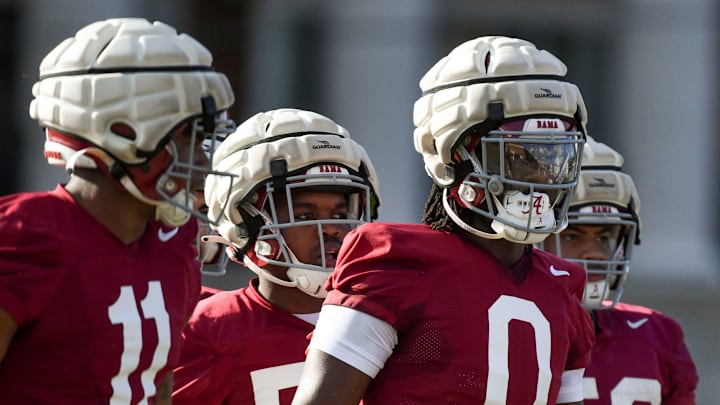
[
  {"x1": 491, "y1": 191, "x2": 555, "y2": 244},
  {"x1": 444, "y1": 145, "x2": 540, "y2": 243},
  {"x1": 251, "y1": 240, "x2": 329, "y2": 298},
  {"x1": 442, "y1": 188, "x2": 503, "y2": 240},
  {"x1": 490, "y1": 222, "x2": 548, "y2": 244},
  {"x1": 65, "y1": 147, "x2": 191, "y2": 226},
  {"x1": 583, "y1": 278, "x2": 610, "y2": 308},
  {"x1": 442, "y1": 187, "x2": 550, "y2": 244},
  {"x1": 243, "y1": 254, "x2": 298, "y2": 288},
  {"x1": 241, "y1": 245, "x2": 329, "y2": 298},
  {"x1": 153, "y1": 193, "x2": 193, "y2": 227},
  {"x1": 227, "y1": 206, "x2": 330, "y2": 298},
  {"x1": 202, "y1": 233, "x2": 299, "y2": 288},
  {"x1": 66, "y1": 147, "x2": 113, "y2": 172}
]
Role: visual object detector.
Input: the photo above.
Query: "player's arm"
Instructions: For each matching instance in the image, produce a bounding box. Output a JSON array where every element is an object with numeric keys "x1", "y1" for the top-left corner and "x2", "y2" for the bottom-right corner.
[
  {"x1": 293, "y1": 349, "x2": 372, "y2": 405},
  {"x1": 665, "y1": 320, "x2": 699, "y2": 404},
  {"x1": 292, "y1": 305, "x2": 397, "y2": 405},
  {"x1": 665, "y1": 350, "x2": 698, "y2": 405},
  {"x1": 0, "y1": 306, "x2": 18, "y2": 363}
]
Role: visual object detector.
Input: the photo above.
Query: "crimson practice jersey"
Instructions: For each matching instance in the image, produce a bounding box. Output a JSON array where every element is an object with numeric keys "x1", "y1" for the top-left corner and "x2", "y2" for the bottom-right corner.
[
  {"x1": 324, "y1": 223, "x2": 595, "y2": 404},
  {"x1": 583, "y1": 302, "x2": 698, "y2": 405},
  {"x1": 172, "y1": 278, "x2": 315, "y2": 405},
  {"x1": 0, "y1": 186, "x2": 201, "y2": 404},
  {"x1": 199, "y1": 285, "x2": 223, "y2": 300}
]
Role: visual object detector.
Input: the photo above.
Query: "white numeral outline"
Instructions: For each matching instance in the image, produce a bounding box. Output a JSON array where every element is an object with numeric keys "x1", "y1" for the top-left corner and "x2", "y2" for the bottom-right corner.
[
  {"x1": 486, "y1": 295, "x2": 552, "y2": 405},
  {"x1": 584, "y1": 376, "x2": 661, "y2": 404},
  {"x1": 250, "y1": 362, "x2": 305, "y2": 405},
  {"x1": 108, "y1": 281, "x2": 170, "y2": 405}
]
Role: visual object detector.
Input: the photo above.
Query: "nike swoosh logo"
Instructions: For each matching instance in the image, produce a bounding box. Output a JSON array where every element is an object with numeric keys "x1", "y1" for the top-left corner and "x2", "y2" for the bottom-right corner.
[
  {"x1": 626, "y1": 318, "x2": 649, "y2": 329},
  {"x1": 158, "y1": 227, "x2": 179, "y2": 242},
  {"x1": 549, "y1": 265, "x2": 570, "y2": 277}
]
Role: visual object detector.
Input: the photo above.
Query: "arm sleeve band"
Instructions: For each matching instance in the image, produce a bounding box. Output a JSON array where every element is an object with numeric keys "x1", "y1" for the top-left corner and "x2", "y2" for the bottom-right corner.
[
  {"x1": 308, "y1": 304, "x2": 397, "y2": 378},
  {"x1": 557, "y1": 368, "x2": 585, "y2": 403}
]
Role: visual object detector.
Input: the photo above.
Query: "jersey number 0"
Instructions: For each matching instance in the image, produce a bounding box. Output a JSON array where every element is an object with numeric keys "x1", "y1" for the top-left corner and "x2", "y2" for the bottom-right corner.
[{"x1": 486, "y1": 295, "x2": 552, "y2": 405}]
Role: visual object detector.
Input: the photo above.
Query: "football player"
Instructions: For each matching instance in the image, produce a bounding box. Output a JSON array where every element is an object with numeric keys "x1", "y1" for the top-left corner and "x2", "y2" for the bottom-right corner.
[
  {"x1": 542, "y1": 136, "x2": 699, "y2": 404},
  {"x1": 0, "y1": 18, "x2": 235, "y2": 404},
  {"x1": 292, "y1": 36, "x2": 595, "y2": 405},
  {"x1": 171, "y1": 108, "x2": 381, "y2": 404}
]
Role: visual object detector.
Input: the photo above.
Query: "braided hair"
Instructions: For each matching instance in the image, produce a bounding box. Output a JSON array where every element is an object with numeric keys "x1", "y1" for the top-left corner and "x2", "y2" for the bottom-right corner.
[
  {"x1": 422, "y1": 183, "x2": 463, "y2": 232},
  {"x1": 423, "y1": 183, "x2": 534, "y2": 255}
]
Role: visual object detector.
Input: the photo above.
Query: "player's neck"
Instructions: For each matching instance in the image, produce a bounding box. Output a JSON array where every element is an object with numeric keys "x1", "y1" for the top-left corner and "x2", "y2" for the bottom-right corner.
[
  {"x1": 65, "y1": 169, "x2": 155, "y2": 245},
  {"x1": 467, "y1": 236, "x2": 529, "y2": 267},
  {"x1": 257, "y1": 276, "x2": 323, "y2": 314}
]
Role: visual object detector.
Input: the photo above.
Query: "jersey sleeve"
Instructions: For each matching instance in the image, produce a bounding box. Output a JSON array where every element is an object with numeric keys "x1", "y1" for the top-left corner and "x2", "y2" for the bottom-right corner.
[
  {"x1": 662, "y1": 316, "x2": 698, "y2": 405},
  {"x1": 184, "y1": 258, "x2": 202, "y2": 321},
  {"x1": 557, "y1": 257, "x2": 594, "y2": 372},
  {"x1": 533, "y1": 251, "x2": 595, "y2": 372},
  {"x1": 324, "y1": 225, "x2": 428, "y2": 330},
  {"x1": 199, "y1": 285, "x2": 222, "y2": 300},
  {"x1": 565, "y1": 296, "x2": 595, "y2": 371},
  {"x1": 172, "y1": 300, "x2": 224, "y2": 404},
  {"x1": 0, "y1": 209, "x2": 66, "y2": 326}
]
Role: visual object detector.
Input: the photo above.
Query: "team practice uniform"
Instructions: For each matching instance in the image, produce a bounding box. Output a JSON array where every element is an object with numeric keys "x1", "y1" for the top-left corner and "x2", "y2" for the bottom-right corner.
[
  {"x1": 0, "y1": 186, "x2": 201, "y2": 404},
  {"x1": 199, "y1": 285, "x2": 223, "y2": 300},
  {"x1": 584, "y1": 302, "x2": 698, "y2": 405},
  {"x1": 173, "y1": 279, "x2": 316, "y2": 404},
  {"x1": 315, "y1": 222, "x2": 595, "y2": 404}
]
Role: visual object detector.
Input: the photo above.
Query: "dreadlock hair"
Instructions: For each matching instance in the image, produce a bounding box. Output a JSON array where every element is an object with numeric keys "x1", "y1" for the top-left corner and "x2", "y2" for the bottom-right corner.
[
  {"x1": 422, "y1": 183, "x2": 465, "y2": 232},
  {"x1": 422, "y1": 183, "x2": 533, "y2": 254}
]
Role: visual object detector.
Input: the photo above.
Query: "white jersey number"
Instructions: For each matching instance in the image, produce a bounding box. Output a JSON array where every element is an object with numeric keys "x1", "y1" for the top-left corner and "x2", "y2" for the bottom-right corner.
[
  {"x1": 108, "y1": 281, "x2": 171, "y2": 405},
  {"x1": 485, "y1": 295, "x2": 552, "y2": 405},
  {"x1": 250, "y1": 362, "x2": 305, "y2": 405},
  {"x1": 584, "y1": 377, "x2": 661, "y2": 404}
]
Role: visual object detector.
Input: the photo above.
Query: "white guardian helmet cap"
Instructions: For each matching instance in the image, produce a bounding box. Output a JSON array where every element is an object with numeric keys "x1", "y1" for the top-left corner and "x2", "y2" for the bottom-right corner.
[
  {"x1": 30, "y1": 18, "x2": 236, "y2": 226},
  {"x1": 204, "y1": 108, "x2": 380, "y2": 297},
  {"x1": 413, "y1": 36, "x2": 587, "y2": 243}
]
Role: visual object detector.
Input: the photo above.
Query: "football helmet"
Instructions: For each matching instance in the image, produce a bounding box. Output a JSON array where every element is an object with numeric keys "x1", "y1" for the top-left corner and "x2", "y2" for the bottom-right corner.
[
  {"x1": 29, "y1": 18, "x2": 236, "y2": 226},
  {"x1": 545, "y1": 136, "x2": 641, "y2": 309},
  {"x1": 413, "y1": 36, "x2": 587, "y2": 243},
  {"x1": 203, "y1": 108, "x2": 381, "y2": 297}
]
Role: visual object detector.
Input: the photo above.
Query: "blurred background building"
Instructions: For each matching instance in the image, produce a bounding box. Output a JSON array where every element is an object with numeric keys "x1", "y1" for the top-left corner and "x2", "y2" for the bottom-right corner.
[{"x1": 2, "y1": 0, "x2": 718, "y2": 401}]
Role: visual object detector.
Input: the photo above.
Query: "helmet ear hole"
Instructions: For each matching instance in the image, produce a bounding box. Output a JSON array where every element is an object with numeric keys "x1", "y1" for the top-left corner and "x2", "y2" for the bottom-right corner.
[{"x1": 110, "y1": 123, "x2": 136, "y2": 140}]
